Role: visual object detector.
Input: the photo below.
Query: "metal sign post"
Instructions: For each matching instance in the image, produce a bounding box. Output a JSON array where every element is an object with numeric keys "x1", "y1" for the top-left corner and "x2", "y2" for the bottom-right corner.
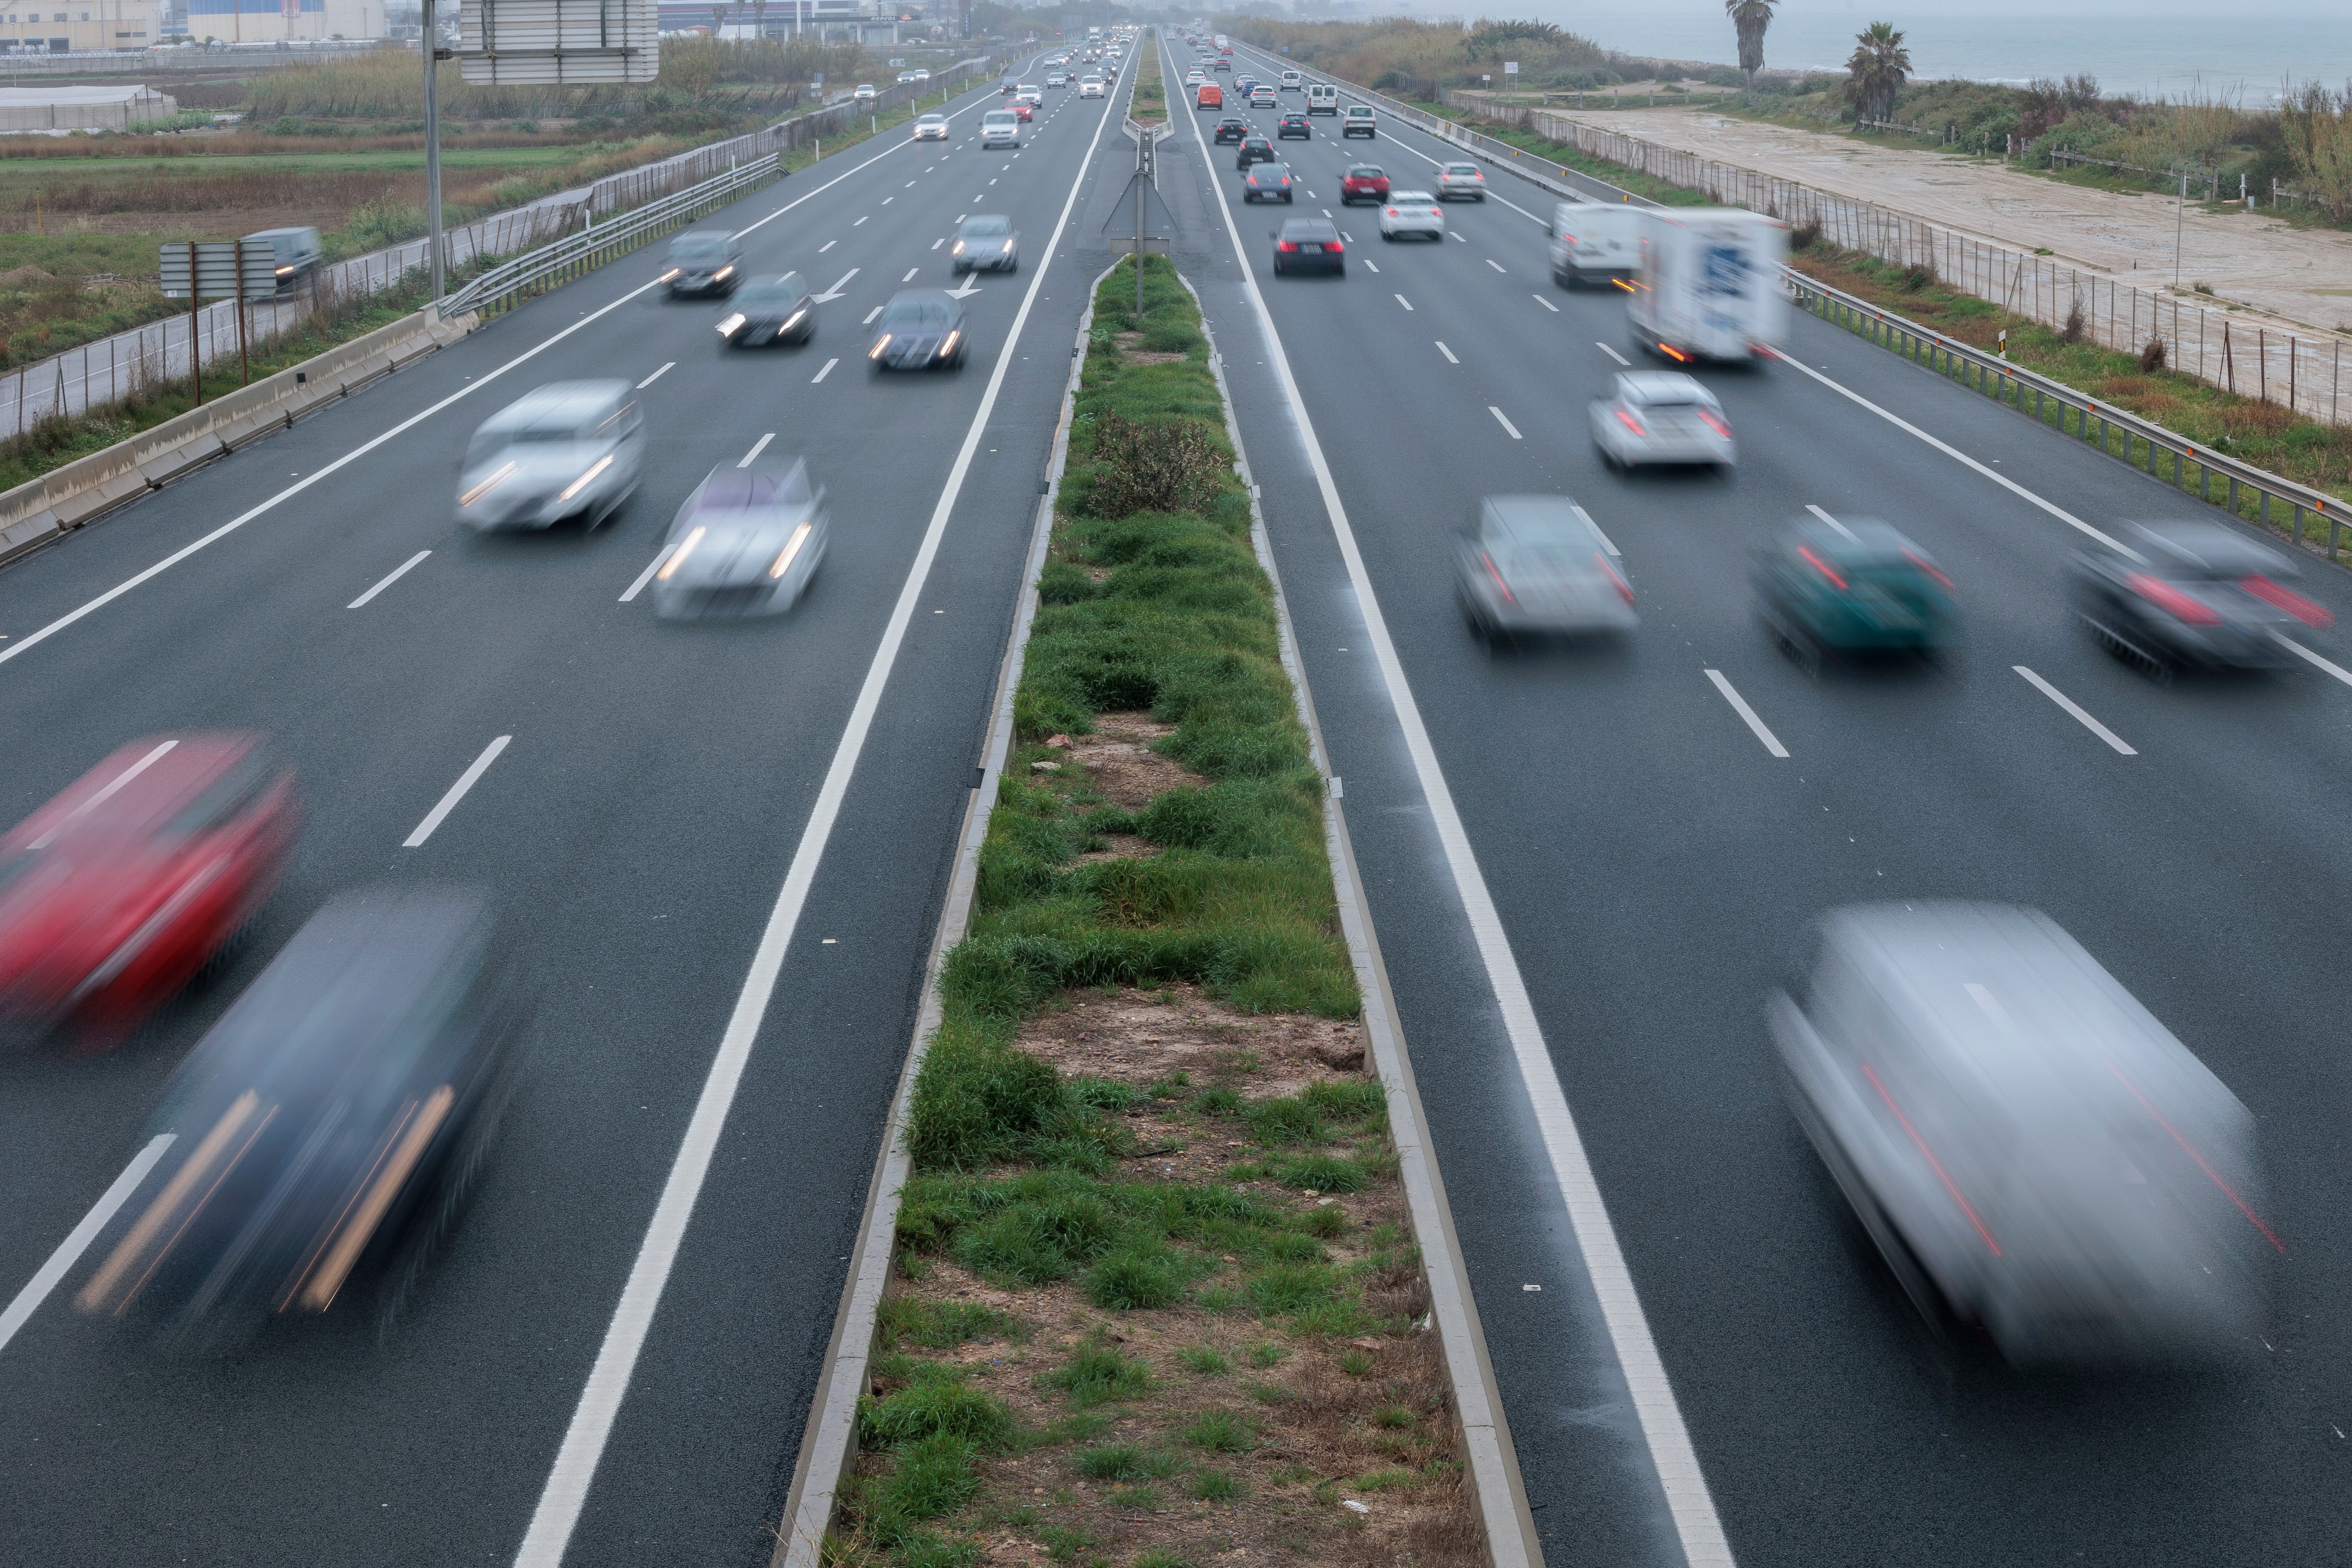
[
  {"x1": 425, "y1": 0, "x2": 445, "y2": 299},
  {"x1": 161, "y1": 239, "x2": 280, "y2": 404}
]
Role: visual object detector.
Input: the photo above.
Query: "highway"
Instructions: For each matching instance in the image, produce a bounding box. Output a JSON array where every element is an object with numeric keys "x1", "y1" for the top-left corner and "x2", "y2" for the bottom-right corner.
[
  {"x1": 0, "y1": 54, "x2": 1145, "y2": 1568},
  {"x1": 1167, "y1": 32, "x2": 2350, "y2": 1568}
]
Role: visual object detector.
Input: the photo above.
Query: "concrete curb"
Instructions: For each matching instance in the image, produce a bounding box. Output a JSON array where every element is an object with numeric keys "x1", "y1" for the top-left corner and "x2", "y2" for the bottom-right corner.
[
  {"x1": 1184, "y1": 271, "x2": 1544, "y2": 1568},
  {"x1": 768, "y1": 257, "x2": 1121, "y2": 1568},
  {"x1": 0, "y1": 303, "x2": 477, "y2": 572}
]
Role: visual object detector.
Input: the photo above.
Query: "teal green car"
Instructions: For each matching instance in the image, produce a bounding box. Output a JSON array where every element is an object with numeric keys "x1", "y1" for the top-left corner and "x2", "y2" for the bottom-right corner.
[{"x1": 1755, "y1": 516, "x2": 1956, "y2": 670}]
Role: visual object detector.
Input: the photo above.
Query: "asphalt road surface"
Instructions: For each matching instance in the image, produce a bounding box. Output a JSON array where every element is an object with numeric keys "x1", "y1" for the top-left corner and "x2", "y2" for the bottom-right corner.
[{"x1": 1176, "y1": 31, "x2": 2349, "y2": 1568}]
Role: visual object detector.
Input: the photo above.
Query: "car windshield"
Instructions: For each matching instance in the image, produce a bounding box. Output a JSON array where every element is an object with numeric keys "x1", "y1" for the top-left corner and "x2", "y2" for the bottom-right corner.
[
  {"x1": 1391, "y1": 191, "x2": 1435, "y2": 204},
  {"x1": 669, "y1": 235, "x2": 731, "y2": 260},
  {"x1": 739, "y1": 276, "x2": 805, "y2": 305},
  {"x1": 881, "y1": 298, "x2": 955, "y2": 328},
  {"x1": 1255, "y1": 163, "x2": 1290, "y2": 178},
  {"x1": 961, "y1": 216, "x2": 1011, "y2": 236},
  {"x1": 694, "y1": 461, "x2": 815, "y2": 514},
  {"x1": 1349, "y1": 167, "x2": 1383, "y2": 179},
  {"x1": 1282, "y1": 221, "x2": 1339, "y2": 240}
]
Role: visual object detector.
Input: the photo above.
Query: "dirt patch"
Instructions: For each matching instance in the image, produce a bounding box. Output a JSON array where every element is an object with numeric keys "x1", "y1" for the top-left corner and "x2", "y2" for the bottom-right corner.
[
  {"x1": 1075, "y1": 832, "x2": 1160, "y2": 865},
  {"x1": 1020, "y1": 984, "x2": 1365, "y2": 1099},
  {"x1": 0, "y1": 264, "x2": 54, "y2": 288},
  {"x1": 1050, "y1": 711, "x2": 1207, "y2": 810},
  {"x1": 1113, "y1": 329, "x2": 1190, "y2": 366}
]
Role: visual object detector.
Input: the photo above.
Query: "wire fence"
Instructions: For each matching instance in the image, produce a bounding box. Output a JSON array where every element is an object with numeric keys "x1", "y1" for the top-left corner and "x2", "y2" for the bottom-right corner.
[{"x1": 1456, "y1": 97, "x2": 2350, "y2": 428}]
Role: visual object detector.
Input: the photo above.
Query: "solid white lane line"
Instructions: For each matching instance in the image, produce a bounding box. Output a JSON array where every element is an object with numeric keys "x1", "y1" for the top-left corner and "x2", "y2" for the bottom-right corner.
[
  {"x1": 862, "y1": 306, "x2": 885, "y2": 325},
  {"x1": 403, "y1": 735, "x2": 512, "y2": 848},
  {"x1": 1394, "y1": 293, "x2": 1413, "y2": 310},
  {"x1": 1597, "y1": 341, "x2": 1629, "y2": 366},
  {"x1": 619, "y1": 549, "x2": 668, "y2": 603},
  {"x1": 1435, "y1": 341, "x2": 1458, "y2": 364},
  {"x1": 1704, "y1": 669, "x2": 1789, "y2": 757},
  {"x1": 2014, "y1": 666, "x2": 2136, "y2": 755},
  {"x1": 1486, "y1": 258, "x2": 1506, "y2": 273},
  {"x1": 1172, "y1": 41, "x2": 1733, "y2": 1568},
  {"x1": 818, "y1": 239, "x2": 838, "y2": 252},
  {"x1": 348, "y1": 549, "x2": 430, "y2": 609},
  {"x1": 739, "y1": 433, "x2": 775, "y2": 467},
  {"x1": 902, "y1": 268, "x2": 919, "y2": 281},
  {"x1": 1804, "y1": 504, "x2": 1859, "y2": 541},
  {"x1": 811, "y1": 357, "x2": 839, "y2": 384},
  {"x1": 1772, "y1": 352, "x2": 2142, "y2": 560},
  {"x1": 1571, "y1": 503, "x2": 1619, "y2": 556},
  {"x1": 511, "y1": 81, "x2": 1122, "y2": 1568},
  {"x1": 636, "y1": 362, "x2": 675, "y2": 389},
  {"x1": 2272, "y1": 630, "x2": 2352, "y2": 686},
  {"x1": 0, "y1": 1135, "x2": 174, "y2": 1358},
  {"x1": 0, "y1": 122, "x2": 946, "y2": 673},
  {"x1": 1489, "y1": 406, "x2": 1522, "y2": 439},
  {"x1": 1533, "y1": 294, "x2": 1559, "y2": 312}
]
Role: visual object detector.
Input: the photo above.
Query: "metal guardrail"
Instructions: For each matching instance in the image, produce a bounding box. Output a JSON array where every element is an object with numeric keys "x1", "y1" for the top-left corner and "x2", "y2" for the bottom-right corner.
[
  {"x1": 1787, "y1": 270, "x2": 2348, "y2": 557},
  {"x1": 442, "y1": 156, "x2": 784, "y2": 318}
]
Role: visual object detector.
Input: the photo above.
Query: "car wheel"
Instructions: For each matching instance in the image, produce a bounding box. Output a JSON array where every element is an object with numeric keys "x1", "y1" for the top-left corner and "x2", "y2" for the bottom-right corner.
[
  {"x1": 1381, "y1": 230, "x2": 1393, "y2": 241},
  {"x1": 1283, "y1": 192, "x2": 1294, "y2": 203}
]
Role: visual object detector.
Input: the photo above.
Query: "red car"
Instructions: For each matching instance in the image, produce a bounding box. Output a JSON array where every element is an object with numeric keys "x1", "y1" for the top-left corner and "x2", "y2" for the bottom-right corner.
[
  {"x1": 1011, "y1": 99, "x2": 1034, "y2": 121},
  {"x1": 0, "y1": 734, "x2": 298, "y2": 1048},
  {"x1": 1340, "y1": 164, "x2": 1390, "y2": 205}
]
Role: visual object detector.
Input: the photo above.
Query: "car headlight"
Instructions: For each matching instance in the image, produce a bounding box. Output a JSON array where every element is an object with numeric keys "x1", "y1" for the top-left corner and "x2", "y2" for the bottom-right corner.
[
  {"x1": 657, "y1": 526, "x2": 706, "y2": 581},
  {"x1": 938, "y1": 330, "x2": 961, "y2": 357},
  {"x1": 661, "y1": 268, "x2": 680, "y2": 282},
  {"x1": 717, "y1": 313, "x2": 747, "y2": 337},
  {"x1": 460, "y1": 461, "x2": 516, "y2": 508},
  {"x1": 953, "y1": 240, "x2": 965, "y2": 253},
  {"x1": 557, "y1": 454, "x2": 614, "y2": 503},
  {"x1": 1001, "y1": 239, "x2": 1015, "y2": 251},
  {"x1": 712, "y1": 265, "x2": 734, "y2": 282},
  {"x1": 769, "y1": 521, "x2": 814, "y2": 579},
  {"x1": 870, "y1": 334, "x2": 892, "y2": 358},
  {"x1": 782, "y1": 309, "x2": 806, "y2": 329}
]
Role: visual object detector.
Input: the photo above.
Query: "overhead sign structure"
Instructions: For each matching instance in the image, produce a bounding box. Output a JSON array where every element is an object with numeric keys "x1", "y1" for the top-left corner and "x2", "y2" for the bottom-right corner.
[{"x1": 458, "y1": 0, "x2": 660, "y2": 85}]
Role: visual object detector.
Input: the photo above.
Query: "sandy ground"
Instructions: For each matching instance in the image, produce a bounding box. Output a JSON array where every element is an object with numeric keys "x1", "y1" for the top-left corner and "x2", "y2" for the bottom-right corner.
[{"x1": 1554, "y1": 107, "x2": 2352, "y2": 337}]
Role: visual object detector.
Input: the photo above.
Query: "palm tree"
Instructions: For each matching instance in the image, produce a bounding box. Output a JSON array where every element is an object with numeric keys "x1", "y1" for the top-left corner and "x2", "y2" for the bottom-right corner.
[
  {"x1": 1724, "y1": 0, "x2": 1776, "y2": 91},
  {"x1": 1844, "y1": 22, "x2": 1911, "y2": 126}
]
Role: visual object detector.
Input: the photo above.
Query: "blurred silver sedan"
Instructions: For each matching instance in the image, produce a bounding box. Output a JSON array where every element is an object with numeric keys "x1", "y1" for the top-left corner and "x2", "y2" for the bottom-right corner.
[
  {"x1": 651, "y1": 458, "x2": 829, "y2": 620},
  {"x1": 952, "y1": 214, "x2": 1019, "y2": 274},
  {"x1": 1454, "y1": 494, "x2": 1635, "y2": 645},
  {"x1": 1590, "y1": 371, "x2": 1734, "y2": 471},
  {"x1": 456, "y1": 381, "x2": 644, "y2": 531},
  {"x1": 1769, "y1": 903, "x2": 2276, "y2": 1365}
]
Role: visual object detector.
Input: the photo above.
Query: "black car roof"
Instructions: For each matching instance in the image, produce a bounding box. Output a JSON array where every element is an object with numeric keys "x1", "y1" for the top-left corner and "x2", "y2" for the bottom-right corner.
[{"x1": 1280, "y1": 218, "x2": 1340, "y2": 238}]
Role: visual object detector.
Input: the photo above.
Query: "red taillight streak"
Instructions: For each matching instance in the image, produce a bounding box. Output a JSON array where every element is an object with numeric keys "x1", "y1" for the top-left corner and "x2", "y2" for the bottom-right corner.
[
  {"x1": 1902, "y1": 547, "x2": 1953, "y2": 589},
  {"x1": 1797, "y1": 545, "x2": 1847, "y2": 589},
  {"x1": 1612, "y1": 278, "x2": 1635, "y2": 292},
  {"x1": 2126, "y1": 572, "x2": 2221, "y2": 625},
  {"x1": 2238, "y1": 574, "x2": 2333, "y2": 627},
  {"x1": 1277, "y1": 240, "x2": 1298, "y2": 252},
  {"x1": 1696, "y1": 409, "x2": 1732, "y2": 439},
  {"x1": 1861, "y1": 1062, "x2": 2002, "y2": 1258},
  {"x1": 1480, "y1": 552, "x2": 1514, "y2": 603},
  {"x1": 2108, "y1": 1062, "x2": 2286, "y2": 1253},
  {"x1": 1384, "y1": 207, "x2": 1398, "y2": 216},
  {"x1": 1597, "y1": 553, "x2": 1633, "y2": 603},
  {"x1": 1613, "y1": 408, "x2": 1645, "y2": 437}
]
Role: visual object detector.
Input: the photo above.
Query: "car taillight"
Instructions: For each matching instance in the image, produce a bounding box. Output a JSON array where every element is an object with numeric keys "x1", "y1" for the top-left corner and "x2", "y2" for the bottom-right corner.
[
  {"x1": 1327, "y1": 241, "x2": 1342, "y2": 253},
  {"x1": 1901, "y1": 547, "x2": 1953, "y2": 590},
  {"x1": 2125, "y1": 573, "x2": 2220, "y2": 625},
  {"x1": 1697, "y1": 409, "x2": 1732, "y2": 439},
  {"x1": 1480, "y1": 552, "x2": 1514, "y2": 603},
  {"x1": 1385, "y1": 207, "x2": 1398, "y2": 216},
  {"x1": 1797, "y1": 545, "x2": 1848, "y2": 589},
  {"x1": 2239, "y1": 574, "x2": 2333, "y2": 627},
  {"x1": 1613, "y1": 408, "x2": 1645, "y2": 438},
  {"x1": 1597, "y1": 553, "x2": 1634, "y2": 603},
  {"x1": 1277, "y1": 240, "x2": 1299, "y2": 252}
]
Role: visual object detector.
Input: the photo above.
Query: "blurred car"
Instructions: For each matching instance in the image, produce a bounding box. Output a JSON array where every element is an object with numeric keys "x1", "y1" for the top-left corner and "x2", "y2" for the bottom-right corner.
[
  {"x1": 1196, "y1": 82, "x2": 1223, "y2": 110},
  {"x1": 457, "y1": 380, "x2": 644, "y2": 531},
  {"x1": 1046, "y1": 72, "x2": 1066, "y2": 88},
  {"x1": 1234, "y1": 74, "x2": 1256, "y2": 95},
  {"x1": 952, "y1": 213, "x2": 1019, "y2": 273},
  {"x1": 77, "y1": 887, "x2": 525, "y2": 1350},
  {"x1": 868, "y1": 288, "x2": 969, "y2": 371},
  {"x1": 1277, "y1": 111, "x2": 1309, "y2": 139},
  {"x1": 662, "y1": 229, "x2": 741, "y2": 297},
  {"x1": 1235, "y1": 134, "x2": 1274, "y2": 168},
  {"x1": 2071, "y1": 520, "x2": 2332, "y2": 677},
  {"x1": 715, "y1": 273, "x2": 816, "y2": 350},
  {"x1": 896, "y1": 69, "x2": 920, "y2": 83},
  {"x1": 1454, "y1": 495, "x2": 1635, "y2": 645},
  {"x1": 1339, "y1": 165, "x2": 1389, "y2": 204},
  {"x1": 1768, "y1": 903, "x2": 2276, "y2": 1365},
  {"x1": 1437, "y1": 161, "x2": 1488, "y2": 200},
  {"x1": 1250, "y1": 84, "x2": 1278, "y2": 108},
  {"x1": 1213, "y1": 58, "x2": 1231, "y2": 72},
  {"x1": 1015, "y1": 85, "x2": 1042, "y2": 105},
  {"x1": 1010, "y1": 98, "x2": 1034, "y2": 122},
  {"x1": 0, "y1": 734, "x2": 297, "y2": 1048},
  {"x1": 1242, "y1": 161, "x2": 1295, "y2": 202},
  {"x1": 1341, "y1": 104, "x2": 1378, "y2": 138},
  {"x1": 1589, "y1": 371, "x2": 1733, "y2": 470},
  {"x1": 1272, "y1": 217, "x2": 1344, "y2": 277},
  {"x1": 1213, "y1": 115, "x2": 1249, "y2": 143},
  {"x1": 852, "y1": 82, "x2": 876, "y2": 103},
  {"x1": 981, "y1": 108, "x2": 1020, "y2": 148},
  {"x1": 1379, "y1": 190, "x2": 1445, "y2": 240},
  {"x1": 244, "y1": 225, "x2": 323, "y2": 294},
  {"x1": 912, "y1": 112, "x2": 948, "y2": 140},
  {"x1": 650, "y1": 459, "x2": 830, "y2": 621},
  {"x1": 1755, "y1": 515, "x2": 1957, "y2": 670},
  {"x1": 1079, "y1": 77, "x2": 1103, "y2": 98}
]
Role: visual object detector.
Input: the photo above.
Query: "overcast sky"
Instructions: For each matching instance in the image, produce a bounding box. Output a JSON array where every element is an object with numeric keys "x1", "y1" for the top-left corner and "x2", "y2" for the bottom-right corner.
[{"x1": 1523, "y1": 0, "x2": 2339, "y2": 17}]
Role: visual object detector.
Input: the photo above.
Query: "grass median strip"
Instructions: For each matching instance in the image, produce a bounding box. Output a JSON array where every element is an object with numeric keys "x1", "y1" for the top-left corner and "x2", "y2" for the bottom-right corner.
[{"x1": 826, "y1": 255, "x2": 1479, "y2": 1568}]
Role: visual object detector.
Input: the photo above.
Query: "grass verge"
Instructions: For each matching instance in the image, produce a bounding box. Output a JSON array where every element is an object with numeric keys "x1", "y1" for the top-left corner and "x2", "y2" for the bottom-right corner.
[
  {"x1": 1129, "y1": 29, "x2": 1165, "y2": 127},
  {"x1": 825, "y1": 255, "x2": 1479, "y2": 1568}
]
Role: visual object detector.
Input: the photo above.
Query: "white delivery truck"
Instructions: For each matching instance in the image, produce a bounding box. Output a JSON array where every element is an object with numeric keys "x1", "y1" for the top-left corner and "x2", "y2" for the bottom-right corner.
[
  {"x1": 1306, "y1": 81, "x2": 1339, "y2": 114},
  {"x1": 1548, "y1": 199, "x2": 1645, "y2": 288},
  {"x1": 1629, "y1": 207, "x2": 1788, "y2": 364}
]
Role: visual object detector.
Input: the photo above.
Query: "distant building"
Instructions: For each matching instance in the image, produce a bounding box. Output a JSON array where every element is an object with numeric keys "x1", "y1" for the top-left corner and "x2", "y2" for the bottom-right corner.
[
  {"x1": 0, "y1": 0, "x2": 162, "y2": 51},
  {"x1": 182, "y1": 0, "x2": 382, "y2": 46},
  {"x1": 0, "y1": 82, "x2": 175, "y2": 125}
]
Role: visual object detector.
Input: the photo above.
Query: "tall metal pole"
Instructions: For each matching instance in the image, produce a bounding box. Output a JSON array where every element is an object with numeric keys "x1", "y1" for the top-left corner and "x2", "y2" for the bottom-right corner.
[
  {"x1": 423, "y1": 0, "x2": 446, "y2": 301},
  {"x1": 2173, "y1": 167, "x2": 2186, "y2": 292}
]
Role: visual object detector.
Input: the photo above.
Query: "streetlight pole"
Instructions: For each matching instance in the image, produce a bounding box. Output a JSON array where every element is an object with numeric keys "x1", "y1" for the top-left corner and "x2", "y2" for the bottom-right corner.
[{"x1": 422, "y1": 0, "x2": 445, "y2": 301}]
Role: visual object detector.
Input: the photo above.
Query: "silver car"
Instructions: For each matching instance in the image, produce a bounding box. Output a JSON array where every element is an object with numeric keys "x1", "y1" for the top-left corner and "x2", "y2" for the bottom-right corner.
[
  {"x1": 912, "y1": 112, "x2": 949, "y2": 140},
  {"x1": 650, "y1": 459, "x2": 829, "y2": 621},
  {"x1": 1436, "y1": 160, "x2": 1486, "y2": 200},
  {"x1": 952, "y1": 214, "x2": 1019, "y2": 273},
  {"x1": 1378, "y1": 190, "x2": 1444, "y2": 241},
  {"x1": 456, "y1": 381, "x2": 643, "y2": 532},
  {"x1": 1590, "y1": 371, "x2": 1735, "y2": 471},
  {"x1": 1454, "y1": 494, "x2": 1636, "y2": 645},
  {"x1": 1769, "y1": 903, "x2": 2273, "y2": 1365}
]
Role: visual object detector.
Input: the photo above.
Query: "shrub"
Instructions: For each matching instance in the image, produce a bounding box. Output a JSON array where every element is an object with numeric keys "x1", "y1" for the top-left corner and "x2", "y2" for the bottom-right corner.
[
  {"x1": 1084, "y1": 411, "x2": 1228, "y2": 518},
  {"x1": 1073, "y1": 1442, "x2": 1183, "y2": 1480},
  {"x1": 1244, "y1": 1263, "x2": 1337, "y2": 1315},
  {"x1": 1192, "y1": 1469, "x2": 1243, "y2": 1501},
  {"x1": 863, "y1": 1372, "x2": 1017, "y2": 1449},
  {"x1": 2062, "y1": 297, "x2": 2088, "y2": 343},
  {"x1": 1273, "y1": 1154, "x2": 1371, "y2": 1193},
  {"x1": 1085, "y1": 1247, "x2": 1186, "y2": 1310},
  {"x1": 2138, "y1": 336, "x2": 2167, "y2": 372}
]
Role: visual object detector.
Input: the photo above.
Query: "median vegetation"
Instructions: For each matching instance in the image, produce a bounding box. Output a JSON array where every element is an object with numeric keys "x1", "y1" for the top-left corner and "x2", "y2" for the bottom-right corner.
[
  {"x1": 826, "y1": 256, "x2": 1479, "y2": 1568},
  {"x1": 1129, "y1": 26, "x2": 1165, "y2": 126}
]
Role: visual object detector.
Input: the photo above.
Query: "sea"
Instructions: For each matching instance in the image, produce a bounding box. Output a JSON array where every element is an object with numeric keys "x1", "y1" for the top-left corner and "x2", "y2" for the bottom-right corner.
[{"x1": 1556, "y1": 11, "x2": 2347, "y2": 104}]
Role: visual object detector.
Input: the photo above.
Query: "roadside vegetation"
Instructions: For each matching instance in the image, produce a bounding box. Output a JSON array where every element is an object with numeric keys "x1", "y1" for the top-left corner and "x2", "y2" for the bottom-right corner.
[
  {"x1": 1129, "y1": 25, "x2": 1164, "y2": 125},
  {"x1": 1219, "y1": 15, "x2": 1739, "y2": 101},
  {"x1": 824, "y1": 255, "x2": 1478, "y2": 1568}
]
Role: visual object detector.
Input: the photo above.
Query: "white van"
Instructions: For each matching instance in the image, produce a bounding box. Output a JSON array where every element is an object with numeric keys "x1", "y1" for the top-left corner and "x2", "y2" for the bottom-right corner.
[
  {"x1": 1548, "y1": 199, "x2": 1645, "y2": 287},
  {"x1": 1629, "y1": 207, "x2": 1789, "y2": 363},
  {"x1": 1279, "y1": 69, "x2": 1303, "y2": 90},
  {"x1": 1305, "y1": 82, "x2": 1338, "y2": 114},
  {"x1": 980, "y1": 108, "x2": 1020, "y2": 149}
]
